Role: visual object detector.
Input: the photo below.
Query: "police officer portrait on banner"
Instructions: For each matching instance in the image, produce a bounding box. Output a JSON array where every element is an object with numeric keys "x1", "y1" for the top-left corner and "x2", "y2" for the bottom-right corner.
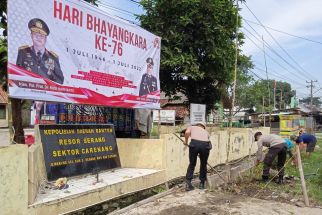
[
  {"x1": 16, "y1": 18, "x2": 64, "y2": 84},
  {"x1": 139, "y1": 57, "x2": 158, "y2": 96}
]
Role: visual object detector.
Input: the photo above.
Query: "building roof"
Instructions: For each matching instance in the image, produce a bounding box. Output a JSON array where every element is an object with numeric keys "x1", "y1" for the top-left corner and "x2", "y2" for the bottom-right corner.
[
  {"x1": 0, "y1": 88, "x2": 8, "y2": 104},
  {"x1": 250, "y1": 105, "x2": 322, "y2": 117}
]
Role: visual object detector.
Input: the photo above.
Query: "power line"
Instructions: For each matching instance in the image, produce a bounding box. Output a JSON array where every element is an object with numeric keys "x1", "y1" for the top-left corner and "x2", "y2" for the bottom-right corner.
[
  {"x1": 242, "y1": 18, "x2": 322, "y2": 45},
  {"x1": 243, "y1": 2, "x2": 318, "y2": 81},
  {"x1": 254, "y1": 66, "x2": 303, "y2": 87},
  {"x1": 252, "y1": 61, "x2": 304, "y2": 86},
  {"x1": 128, "y1": 0, "x2": 140, "y2": 4},
  {"x1": 97, "y1": 2, "x2": 140, "y2": 25},
  {"x1": 248, "y1": 69, "x2": 264, "y2": 80},
  {"x1": 243, "y1": 33, "x2": 309, "y2": 97},
  {"x1": 97, "y1": 2, "x2": 136, "y2": 18},
  {"x1": 243, "y1": 33, "x2": 307, "y2": 83},
  {"x1": 99, "y1": 1, "x2": 138, "y2": 16},
  {"x1": 243, "y1": 26, "x2": 307, "y2": 81}
]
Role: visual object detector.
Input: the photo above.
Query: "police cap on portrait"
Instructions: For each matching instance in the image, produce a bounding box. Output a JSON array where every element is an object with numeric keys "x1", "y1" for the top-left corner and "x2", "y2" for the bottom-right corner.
[
  {"x1": 146, "y1": 57, "x2": 154, "y2": 65},
  {"x1": 28, "y1": 18, "x2": 50, "y2": 36}
]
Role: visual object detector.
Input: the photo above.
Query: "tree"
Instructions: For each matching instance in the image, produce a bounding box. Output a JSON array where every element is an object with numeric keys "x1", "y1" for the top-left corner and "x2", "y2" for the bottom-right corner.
[
  {"x1": 224, "y1": 55, "x2": 254, "y2": 115},
  {"x1": 234, "y1": 79, "x2": 295, "y2": 112},
  {"x1": 139, "y1": 0, "x2": 252, "y2": 112},
  {"x1": 274, "y1": 81, "x2": 295, "y2": 109},
  {"x1": 84, "y1": 0, "x2": 98, "y2": 6}
]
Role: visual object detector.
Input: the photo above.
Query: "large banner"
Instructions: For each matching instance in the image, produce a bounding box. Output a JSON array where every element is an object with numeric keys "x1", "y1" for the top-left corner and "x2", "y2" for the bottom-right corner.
[{"x1": 8, "y1": 0, "x2": 161, "y2": 109}]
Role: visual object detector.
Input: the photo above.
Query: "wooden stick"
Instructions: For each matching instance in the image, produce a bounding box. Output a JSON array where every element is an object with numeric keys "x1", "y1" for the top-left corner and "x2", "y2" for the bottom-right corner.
[
  {"x1": 7, "y1": 98, "x2": 14, "y2": 144},
  {"x1": 296, "y1": 145, "x2": 310, "y2": 206},
  {"x1": 172, "y1": 133, "x2": 227, "y2": 183},
  {"x1": 158, "y1": 109, "x2": 161, "y2": 139}
]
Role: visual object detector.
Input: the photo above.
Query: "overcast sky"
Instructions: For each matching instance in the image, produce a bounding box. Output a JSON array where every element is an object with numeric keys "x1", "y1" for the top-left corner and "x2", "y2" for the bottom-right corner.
[
  {"x1": 239, "y1": 0, "x2": 322, "y2": 99},
  {"x1": 98, "y1": 0, "x2": 322, "y2": 99}
]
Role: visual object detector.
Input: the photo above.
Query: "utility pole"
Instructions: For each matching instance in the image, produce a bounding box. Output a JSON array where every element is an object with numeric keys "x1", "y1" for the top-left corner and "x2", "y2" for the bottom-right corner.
[
  {"x1": 262, "y1": 36, "x2": 271, "y2": 127},
  {"x1": 262, "y1": 96, "x2": 265, "y2": 127},
  {"x1": 280, "y1": 86, "x2": 283, "y2": 110},
  {"x1": 226, "y1": 0, "x2": 240, "y2": 182},
  {"x1": 306, "y1": 80, "x2": 317, "y2": 112},
  {"x1": 273, "y1": 80, "x2": 276, "y2": 110},
  {"x1": 306, "y1": 80, "x2": 317, "y2": 133}
]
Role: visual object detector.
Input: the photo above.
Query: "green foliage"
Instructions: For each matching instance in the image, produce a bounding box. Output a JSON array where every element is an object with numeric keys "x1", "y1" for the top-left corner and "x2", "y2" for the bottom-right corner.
[
  {"x1": 226, "y1": 55, "x2": 254, "y2": 111},
  {"x1": 285, "y1": 140, "x2": 322, "y2": 203},
  {"x1": 236, "y1": 79, "x2": 295, "y2": 112},
  {"x1": 241, "y1": 141, "x2": 322, "y2": 204},
  {"x1": 0, "y1": 1, "x2": 7, "y2": 37},
  {"x1": 0, "y1": 38, "x2": 7, "y2": 89},
  {"x1": 152, "y1": 186, "x2": 166, "y2": 194},
  {"x1": 0, "y1": 1, "x2": 7, "y2": 88},
  {"x1": 315, "y1": 167, "x2": 322, "y2": 186},
  {"x1": 139, "y1": 0, "x2": 252, "y2": 112},
  {"x1": 83, "y1": 0, "x2": 98, "y2": 6}
]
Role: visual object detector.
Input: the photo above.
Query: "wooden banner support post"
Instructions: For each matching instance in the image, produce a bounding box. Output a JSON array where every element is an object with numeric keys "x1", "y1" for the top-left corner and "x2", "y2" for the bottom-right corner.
[
  {"x1": 158, "y1": 109, "x2": 161, "y2": 139},
  {"x1": 296, "y1": 145, "x2": 310, "y2": 206},
  {"x1": 7, "y1": 98, "x2": 14, "y2": 144}
]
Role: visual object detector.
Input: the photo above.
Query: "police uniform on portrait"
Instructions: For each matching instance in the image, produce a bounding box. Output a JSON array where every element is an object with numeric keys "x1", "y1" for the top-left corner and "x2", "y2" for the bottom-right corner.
[
  {"x1": 16, "y1": 18, "x2": 64, "y2": 84},
  {"x1": 139, "y1": 57, "x2": 158, "y2": 96}
]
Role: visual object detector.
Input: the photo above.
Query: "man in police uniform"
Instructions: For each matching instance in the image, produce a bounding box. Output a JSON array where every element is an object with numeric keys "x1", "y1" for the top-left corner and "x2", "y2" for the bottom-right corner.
[
  {"x1": 16, "y1": 18, "x2": 64, "y2": 84},
  {"x1": 139, "y1": 57, "x2": 158, "y2": 96}
]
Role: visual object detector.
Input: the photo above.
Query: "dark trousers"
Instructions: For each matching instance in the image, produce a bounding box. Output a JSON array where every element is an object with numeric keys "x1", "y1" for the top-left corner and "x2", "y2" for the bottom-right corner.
[
  {"x1": 306, "y1": 139, "x2": 317, "y2": 152},
  {"x1": 263, "y1": 143, "x2": 287, "y2": 177},
  {"x1": 186, "y1": 139, "x2": 210, "y2": 182}
]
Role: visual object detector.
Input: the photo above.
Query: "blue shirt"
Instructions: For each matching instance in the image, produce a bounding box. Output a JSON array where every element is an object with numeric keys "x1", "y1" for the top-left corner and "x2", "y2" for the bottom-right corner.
[
  {"x1": 297, "y1": 133, "x2": 316, "y2": 144},
  {"x1": 284, "y1": 138, "x2": 294, "y2": 150}
]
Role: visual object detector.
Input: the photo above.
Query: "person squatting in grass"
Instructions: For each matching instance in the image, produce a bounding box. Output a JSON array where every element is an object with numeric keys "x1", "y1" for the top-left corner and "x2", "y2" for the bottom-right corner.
[
  {"x1": 254, "y1": 132, "x2": 287, "y2": 184},
  {"x1": 184, "y1": 122, "x2": 212, "y2": 191},
  {"x1": 291, "y1": 133, "x2": 317, "y2": 157}
]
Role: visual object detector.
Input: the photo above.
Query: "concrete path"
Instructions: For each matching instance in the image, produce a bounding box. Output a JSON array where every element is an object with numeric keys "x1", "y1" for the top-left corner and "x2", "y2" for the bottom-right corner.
[{"x1": 124, "y1": 189, "x2": 322, "y2": 215}]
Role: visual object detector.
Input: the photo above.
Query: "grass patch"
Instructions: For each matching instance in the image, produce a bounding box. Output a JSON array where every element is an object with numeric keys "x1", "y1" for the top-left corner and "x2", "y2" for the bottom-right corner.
[
  {"x1": 285, "y1": 140, "x2": 322, "y2": 203},
  {"x1": 232, "y1": 140, "x2": 322, "y2": 206}
]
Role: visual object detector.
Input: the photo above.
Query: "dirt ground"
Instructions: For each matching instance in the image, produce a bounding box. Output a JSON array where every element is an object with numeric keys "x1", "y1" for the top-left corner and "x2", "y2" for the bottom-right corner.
[{"x1": 123, "y1": 189, "x2": 322, "y2": 215}]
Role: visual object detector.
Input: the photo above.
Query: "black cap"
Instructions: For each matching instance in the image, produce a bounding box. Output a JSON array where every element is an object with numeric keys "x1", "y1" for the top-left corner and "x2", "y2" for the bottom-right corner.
[
  {"x1": 254, "y1": 131, "x2": 262, "y2": 141},
  {"x1": 28, "y1": 18, "x2": 50, "y2": 36},
  {"x1": 146, "y1": 57, "x2": 154, "y2": 65},
  {"x1": 290, "y1": 135, "x2": 298, "y2": 141}
]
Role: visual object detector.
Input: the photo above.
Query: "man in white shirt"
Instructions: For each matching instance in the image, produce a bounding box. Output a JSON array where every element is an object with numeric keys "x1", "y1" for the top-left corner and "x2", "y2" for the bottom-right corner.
[
  {"x1": 255, "y1": 132, "x2": 287, "y2": 184},
  {"x1": 184, "y1": 122, "x2": 211, "y2": 191}
]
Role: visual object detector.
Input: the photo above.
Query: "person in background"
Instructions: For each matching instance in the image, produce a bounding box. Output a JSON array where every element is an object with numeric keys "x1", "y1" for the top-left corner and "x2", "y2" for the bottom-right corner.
[
  {"x1": 299, "y1": 128, "x2": 305, "y2": 136},
  {"x1": 284, "y1": 136, "x2": 297, "y2": 166},
  {"x1": 254, "y1": 132, "x2": 287, "y2": 184},
  {"x1": 293, "y1": 132, "x2": 317, "y2": 157},
  {"x1": 184, "y1": 122, "x2": 212, "y2": 191}
]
